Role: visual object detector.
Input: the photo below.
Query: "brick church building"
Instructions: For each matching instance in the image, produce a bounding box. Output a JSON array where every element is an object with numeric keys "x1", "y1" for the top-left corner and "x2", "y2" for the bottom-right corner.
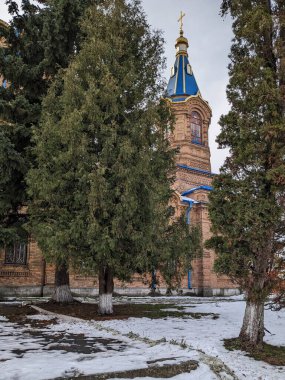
[{"x1": 0, "y1": 17, "x2": 239, "y2": 297}]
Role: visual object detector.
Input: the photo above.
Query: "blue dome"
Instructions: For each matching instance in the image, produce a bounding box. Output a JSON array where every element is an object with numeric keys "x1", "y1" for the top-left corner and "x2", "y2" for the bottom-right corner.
[{"x1": 166, "y1": 33, "x2": 200, "y2": 100}]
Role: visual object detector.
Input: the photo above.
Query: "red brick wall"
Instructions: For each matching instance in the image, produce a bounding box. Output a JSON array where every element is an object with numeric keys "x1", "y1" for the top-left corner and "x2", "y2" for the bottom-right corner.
[{"x1": 0, "y1": 238, "x2": 44, "y2": 287}]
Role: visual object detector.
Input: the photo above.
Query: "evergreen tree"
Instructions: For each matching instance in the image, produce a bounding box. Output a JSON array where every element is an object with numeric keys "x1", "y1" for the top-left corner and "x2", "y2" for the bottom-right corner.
[
  {"x1": 207, "y1": 0, "x2": 285, "y2": 347},
  {"x1": 0, "y1": 0, "x2": 46, "y2": 247},
  {"x1": 28, "y1": 0, "x2": 194, "y2": 314},
  {"x1": 158, "y1": 218, "x2": 202, "y2": 294},
  {"x1": 0, "y1": 0, "x2": 92, "y2": 301}
]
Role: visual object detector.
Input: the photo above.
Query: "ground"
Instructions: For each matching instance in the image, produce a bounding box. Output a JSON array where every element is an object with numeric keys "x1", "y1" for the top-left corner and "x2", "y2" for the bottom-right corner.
[{"x1": 0, "y1": 295, "x2": 284, "y2": 380}]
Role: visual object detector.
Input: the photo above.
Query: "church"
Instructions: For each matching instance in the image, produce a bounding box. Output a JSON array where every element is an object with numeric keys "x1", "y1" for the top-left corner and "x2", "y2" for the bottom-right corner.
[{"x1": 0, "y1": 16, "x2": 239, "y2": 297}]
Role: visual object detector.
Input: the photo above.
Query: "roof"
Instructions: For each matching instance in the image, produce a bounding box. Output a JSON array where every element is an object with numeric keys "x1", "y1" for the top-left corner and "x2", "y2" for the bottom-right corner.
[
  {"x1": 181, "y1": 196, "x2": 199, "y2": 204},
  {"x1": 182, "y1": 186, "x2": 213, "y2": 197},
  {"x1": 166, "y1": 32, "x2": 200, "y2": 100}
]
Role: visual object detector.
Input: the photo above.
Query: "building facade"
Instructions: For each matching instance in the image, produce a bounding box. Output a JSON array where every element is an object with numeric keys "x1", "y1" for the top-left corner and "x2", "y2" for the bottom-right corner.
[
  {"x1": 166, "y1": 27, "x2": 238, "y2": 296},
  {"x1": 0, "y1": 18, "x2": 239, "y2": 297}
]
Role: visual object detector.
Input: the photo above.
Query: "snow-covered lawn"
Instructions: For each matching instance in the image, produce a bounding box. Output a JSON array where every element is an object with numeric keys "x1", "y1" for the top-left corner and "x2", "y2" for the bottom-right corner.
[{"x1": 0, "y1": 295, "x2": 284, "y2": 380}]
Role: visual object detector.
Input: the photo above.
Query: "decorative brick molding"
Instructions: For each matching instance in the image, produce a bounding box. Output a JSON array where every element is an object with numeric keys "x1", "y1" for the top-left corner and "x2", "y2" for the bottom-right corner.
[{"x1": 0, "y1": 271, "x2": 30, "y2": 277}]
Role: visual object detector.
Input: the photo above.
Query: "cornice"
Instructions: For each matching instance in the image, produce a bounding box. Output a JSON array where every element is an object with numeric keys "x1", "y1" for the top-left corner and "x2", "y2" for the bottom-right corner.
[{"x1": 166, "y1": 94, "x2": 212, "y2": 116}]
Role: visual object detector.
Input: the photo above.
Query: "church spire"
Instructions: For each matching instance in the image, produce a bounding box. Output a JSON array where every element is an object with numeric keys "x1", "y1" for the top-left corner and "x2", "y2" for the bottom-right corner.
[{"x1": 166, "y1": 12, "x2": 200, "y2": 101}]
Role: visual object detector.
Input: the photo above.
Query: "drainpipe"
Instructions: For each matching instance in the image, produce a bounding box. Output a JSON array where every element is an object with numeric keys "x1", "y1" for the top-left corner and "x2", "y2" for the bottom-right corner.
[
  {"x1": 188, "y1": 270, "x2": 192, "y2": 289},
  {"x1": 183, "y1": 199, "x2": 194, "y2": 290}
]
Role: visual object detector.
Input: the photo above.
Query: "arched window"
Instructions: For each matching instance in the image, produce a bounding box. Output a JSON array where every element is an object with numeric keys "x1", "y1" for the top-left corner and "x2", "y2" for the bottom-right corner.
[{"x1": 190, "y1": 111, "x2": 202, "y2": 144}]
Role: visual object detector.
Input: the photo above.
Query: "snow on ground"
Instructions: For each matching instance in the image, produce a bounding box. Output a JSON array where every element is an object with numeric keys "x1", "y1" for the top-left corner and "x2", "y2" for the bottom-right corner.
[
  {"x1": 101, "y1": 296, "x2": 285, "y2": 380},
  {"x1": 0, "y1": 311, "x2": 201, "y2": 380},
  {"x1": 0, "y1": 296, "x2": 284, "y2": 380}
]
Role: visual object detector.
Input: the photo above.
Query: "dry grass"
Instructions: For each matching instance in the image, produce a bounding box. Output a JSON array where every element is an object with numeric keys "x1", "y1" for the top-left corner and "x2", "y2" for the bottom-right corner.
[{"x1": 224, "y1": 337, "x2": 285, "y2": 366}]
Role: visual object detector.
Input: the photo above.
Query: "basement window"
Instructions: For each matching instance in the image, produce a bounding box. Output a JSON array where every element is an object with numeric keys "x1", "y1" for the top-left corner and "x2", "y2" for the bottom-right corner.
[{"x1": 5, "y1": 242, "x2": 27, "y2": 265}]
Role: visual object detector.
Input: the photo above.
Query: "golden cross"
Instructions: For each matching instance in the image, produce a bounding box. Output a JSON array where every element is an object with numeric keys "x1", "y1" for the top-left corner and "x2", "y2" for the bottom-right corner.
[{"x1": 178, "y1": 11, "x2": 186, "y2": 33}]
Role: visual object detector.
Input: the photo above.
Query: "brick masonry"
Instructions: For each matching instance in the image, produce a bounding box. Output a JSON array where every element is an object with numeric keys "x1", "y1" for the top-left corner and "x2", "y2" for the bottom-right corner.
[{"x1": 168, "y1": 94, "x2": 238, "y2": 295}]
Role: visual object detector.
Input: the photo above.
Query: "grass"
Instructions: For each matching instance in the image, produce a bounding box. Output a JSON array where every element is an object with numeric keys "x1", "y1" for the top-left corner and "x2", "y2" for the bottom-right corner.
[
  {"x1": 58, "y1": 359, "x2": 199, "y2": 379},
  {"x1": 134, "y1": 303, "x2": 218, "y2": 319},
  {"x1": 40, "y1": 301, "x2": 219, "y2": 321},
  {"x1": 224, "y1": 337, "x2": 285, "y2": 366}
]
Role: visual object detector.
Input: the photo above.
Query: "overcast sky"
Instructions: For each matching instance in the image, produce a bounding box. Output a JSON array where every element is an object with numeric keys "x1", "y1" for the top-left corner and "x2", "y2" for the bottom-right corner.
[{"x1": 0, "y1": 0, "x2": 233, "y2": 172}]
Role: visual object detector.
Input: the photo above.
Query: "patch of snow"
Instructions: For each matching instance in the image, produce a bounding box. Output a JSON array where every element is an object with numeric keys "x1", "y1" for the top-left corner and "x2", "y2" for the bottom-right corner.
[{"x1": 27, "y1": 314, "x2": 55, "y2": 321}]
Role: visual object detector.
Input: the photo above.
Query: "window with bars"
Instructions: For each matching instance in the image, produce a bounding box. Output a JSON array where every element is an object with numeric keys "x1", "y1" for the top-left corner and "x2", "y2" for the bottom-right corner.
[
  {"x1": 5, "y1": 242, "x2": 28, "y2": 265},
  {"x1": 190, "y1": 111, "x2": 202, "y2": 144}
]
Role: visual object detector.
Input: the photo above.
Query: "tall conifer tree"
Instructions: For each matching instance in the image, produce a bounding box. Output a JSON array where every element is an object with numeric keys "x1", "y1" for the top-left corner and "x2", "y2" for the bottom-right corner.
[
  {"x1": 207, "y1": 0, "x2": 285, "y2": 347},
  {"x1": 28, "y1": 0, "x2": 194, "y2": 314},
  {"x1": 0, "y1": 0, "x2": 92, "y2": 301}
]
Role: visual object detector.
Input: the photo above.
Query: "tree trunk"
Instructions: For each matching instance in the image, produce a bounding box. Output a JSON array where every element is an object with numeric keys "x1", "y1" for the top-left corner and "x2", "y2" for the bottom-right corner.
[
  {"x1": 52, "y1": 261, "x2": 73, "y2": 303},
  {"x1": 98, "y1": 266, "x2": 114, "y2": 315},
  {"x1": 278, "y1": 0, "x2": 285, "y2": 116},
  {"x1": 239, "y1": 298, "x2": 264, "y2": 348}
]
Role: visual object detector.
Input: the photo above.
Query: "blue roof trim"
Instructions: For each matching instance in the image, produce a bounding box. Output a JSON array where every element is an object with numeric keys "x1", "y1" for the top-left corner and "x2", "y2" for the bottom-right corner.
[
  {"x1": 181, "y1": 196, "x2": 199, "y2": 204},
  {"x1": 182, "y1": 185, "x2": 213, "y2": 197},
  {"x1": 177, "y1": 164, "x2": 216, "y2": 177}
]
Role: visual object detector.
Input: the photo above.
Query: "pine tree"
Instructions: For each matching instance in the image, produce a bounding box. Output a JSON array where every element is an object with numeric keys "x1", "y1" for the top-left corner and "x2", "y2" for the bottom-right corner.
[
  {"x1": 0, "y1": 0, "x2": 92, "y2": 302},
  {"x1": 28, "y1": 0, "x2": 193, "y2": 314},
  {"x1": 207, "y1": 0, "x2": 285, "y2": 347}
]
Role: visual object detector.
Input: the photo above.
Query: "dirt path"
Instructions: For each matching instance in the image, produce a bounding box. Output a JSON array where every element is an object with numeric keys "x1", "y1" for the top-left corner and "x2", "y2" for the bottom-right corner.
[{"x1": 32, "y1": 304, "x2": 239, "y2": 380}]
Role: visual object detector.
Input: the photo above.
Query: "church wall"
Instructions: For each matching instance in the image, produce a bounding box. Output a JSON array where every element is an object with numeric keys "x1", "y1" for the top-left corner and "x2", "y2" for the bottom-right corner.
[
  {"x1": 187, "y1": 195, "x2": 239, "y2": 296},
  {"x1": 168, "y1": 92, "x2": 239, "y2": 296},
  {"x1": 0, "y1": 238, "x2": 45, "y2": 296},
  {"x1": 174, "y1": 170, "x2": 213, "y2": 194}
]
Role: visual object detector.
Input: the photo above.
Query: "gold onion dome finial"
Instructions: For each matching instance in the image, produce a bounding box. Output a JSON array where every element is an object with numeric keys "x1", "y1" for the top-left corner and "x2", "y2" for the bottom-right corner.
[{"x1": 175, "y1": 11, "x2": 189, "y2": 53}]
